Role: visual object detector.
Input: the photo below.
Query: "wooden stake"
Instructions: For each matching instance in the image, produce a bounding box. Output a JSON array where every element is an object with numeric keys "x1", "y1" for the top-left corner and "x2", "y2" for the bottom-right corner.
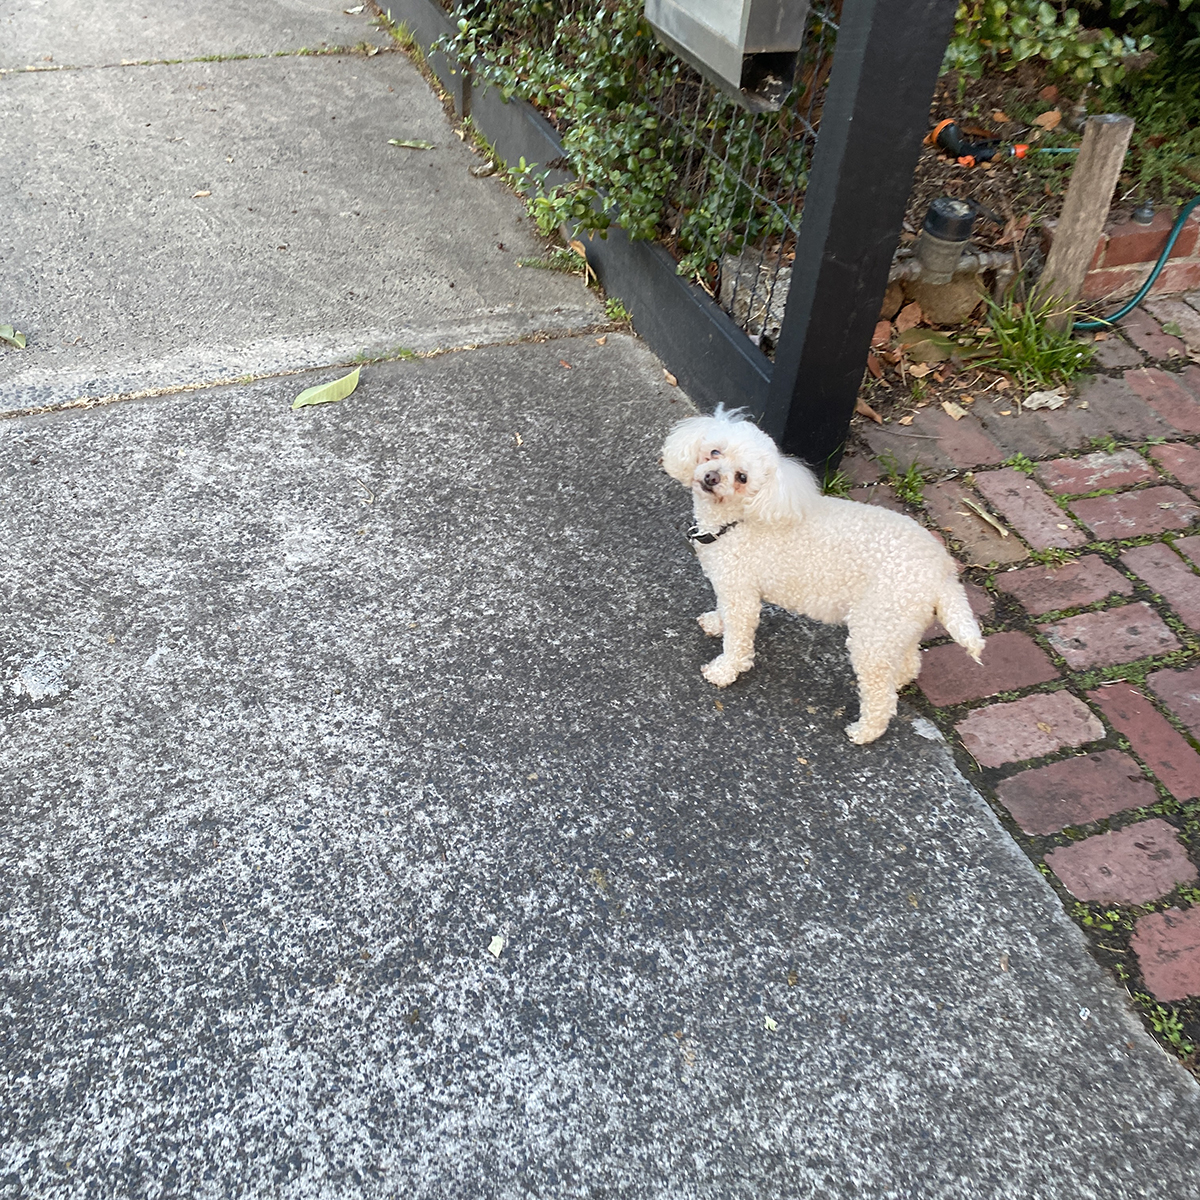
[{"x1": 1040, "y1": 113, "x2": 1134, "y2": 331}]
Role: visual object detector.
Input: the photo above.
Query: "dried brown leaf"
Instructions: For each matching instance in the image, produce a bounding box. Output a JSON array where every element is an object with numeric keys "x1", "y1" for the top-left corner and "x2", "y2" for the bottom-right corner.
[{"x1": 855, "y1": 397, "x2": 883, "y2": 423}]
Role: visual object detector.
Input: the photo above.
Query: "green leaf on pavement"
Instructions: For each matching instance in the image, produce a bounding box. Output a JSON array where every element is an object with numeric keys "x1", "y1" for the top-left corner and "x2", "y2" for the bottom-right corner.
[
  {"x1": 388, "y1": 138, "x2": 435, "y2": 150},
  {"x1": 292, "y1": 366, "x2": 361, "y2": 410},
  {"x1": 0, "y1": 325, "x2": 27, "y2": 349}
]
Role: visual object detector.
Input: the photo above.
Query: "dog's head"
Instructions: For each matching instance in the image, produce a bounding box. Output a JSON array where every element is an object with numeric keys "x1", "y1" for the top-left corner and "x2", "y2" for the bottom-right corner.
[{"x1": 661, "y1": 406, "x2": 818, "y2": 522}]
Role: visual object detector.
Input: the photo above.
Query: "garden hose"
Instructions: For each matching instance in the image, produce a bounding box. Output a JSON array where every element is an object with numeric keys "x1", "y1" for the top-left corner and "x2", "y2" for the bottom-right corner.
[{"x1": 1074, "y1": 193, "x2": 1200, "y2": 330}]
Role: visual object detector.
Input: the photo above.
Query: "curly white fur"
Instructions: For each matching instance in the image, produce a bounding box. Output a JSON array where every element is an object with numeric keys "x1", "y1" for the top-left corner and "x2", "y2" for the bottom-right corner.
[{"x1": 662, "y1": 407, "x2": 984, "y2": 744}]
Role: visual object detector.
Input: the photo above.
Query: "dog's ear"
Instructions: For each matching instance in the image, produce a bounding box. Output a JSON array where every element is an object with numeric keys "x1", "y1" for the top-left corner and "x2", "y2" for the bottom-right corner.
[
  {"x1": 745, "y1": 455, "x2": 820, "y2": 523},
  {"x1": 660, "y1": 416, "x2": 710, "y2": 484}
]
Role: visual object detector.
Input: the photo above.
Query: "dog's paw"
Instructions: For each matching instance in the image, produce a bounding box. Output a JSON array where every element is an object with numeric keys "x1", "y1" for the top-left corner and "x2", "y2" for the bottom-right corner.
[
  {"x1": 701, "y1": 656, "x2": 740, "y2": 687},
  {"x1": 845, "y1": 719, "x2": 887, "y2": 745},
  {"x1": 697, "y1": 610, "x2": 723, "y2": 637}
]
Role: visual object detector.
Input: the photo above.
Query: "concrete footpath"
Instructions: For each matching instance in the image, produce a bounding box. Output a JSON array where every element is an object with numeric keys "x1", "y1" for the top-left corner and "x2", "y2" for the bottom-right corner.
[{"x1": 2, "y1": 4, "x2": 1199, "y2": 1198}]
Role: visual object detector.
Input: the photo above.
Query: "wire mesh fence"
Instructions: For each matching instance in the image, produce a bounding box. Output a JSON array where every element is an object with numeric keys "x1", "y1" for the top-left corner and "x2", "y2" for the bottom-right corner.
[
  {"x1": 641, "y1": 3, "x2": 839, "y2": 353},
  {"x1": 438, "y1": 0, "x2": 841, "y2": 354}
]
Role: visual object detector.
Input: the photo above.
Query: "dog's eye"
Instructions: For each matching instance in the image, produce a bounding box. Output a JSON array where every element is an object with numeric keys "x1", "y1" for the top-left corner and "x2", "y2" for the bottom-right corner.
[
  {"x1": 709, "y1": 449, "x2": 722, "y2": 459},
  {"x1": 735, "y1": 471, "x2": 747, "y2": 484}
]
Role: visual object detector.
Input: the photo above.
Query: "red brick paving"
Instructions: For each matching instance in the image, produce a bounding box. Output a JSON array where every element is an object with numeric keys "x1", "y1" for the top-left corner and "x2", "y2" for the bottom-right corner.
[
  {"x1": 1070, "y1": 485, "x2": 1200, "y2": 538},
  {"x1": 1039, "y1": 602, "x2": 1180, "y2": 669},
  {"x1": 1121, "y1": 542, "x2": 1200, "y2": 630},
  {"x1": 1125, "y1": 367, "x2": 1200, "y2": 434},
  {"x1": 974, "y1": 468, "x2": 1087, "y2": 550},
  {"x1": 995, "y1": 750, "x2": 1157, "y2": 835},
  {"x1": 923, "y1": 479, "x2": 1029, "y2": 567},
  {"x1": 1119, "y1": 311, "x2": 1189, "y2": 362},
  {"x1": 849, "y1": 316, "x2": 1200, "y2": 1037},
  {"x1": 1148, "y1": 442, "x2": 1200, "y2": 492},
  {"x1": 1087, "y1": 683, "x2": 1200, "y2": 802},
  {"x1": 1147, "y1": 663, "x2": 1200, "y2": 741},
  {"x1": 917, "y1": 631, "x2": 1058, "y2": 707},
  {"x1": 1036, "y1": 448, "x2": 1157, "y2": 496},
  {"x1": 1132, "y1": 907, "x2": 1200, "y2": 1002},
  {"x1": 1044, "y1": 819, "x2": 1197, "y2": 905},
  {"x1": 994, "y1": 555, "x2": 1133, "y2": 616},
  {"x1": 956, "y1": 691, "x2": 1104, "y2": 768}
]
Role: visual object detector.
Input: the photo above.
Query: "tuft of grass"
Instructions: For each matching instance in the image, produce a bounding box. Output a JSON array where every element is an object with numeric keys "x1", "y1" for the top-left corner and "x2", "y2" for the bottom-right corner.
[
  {"x1": 878, "y1": 452, "x2": 925, "y2": 506},
  {"x1": 976, "y1": 294, "x2": 1094, "y2": 392},
  {"x1": 1004, "y1": 452, "x2": 1037, "y2": 476},
  {"x1": 518, "y1": 247, "x2": 587, "y2": 275},
  {"x1": 1029, "y1": 546, "x2": 1075, "y2": 567},
  {"x1": 823, "y1": 468, "x2": 852, "y2": 498}
]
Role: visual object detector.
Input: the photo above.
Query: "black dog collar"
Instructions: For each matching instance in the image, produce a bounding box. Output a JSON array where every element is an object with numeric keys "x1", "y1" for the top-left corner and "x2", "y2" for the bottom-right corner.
[{"x1": 687, "y1": 521, "x2": 739, "y2": 546}]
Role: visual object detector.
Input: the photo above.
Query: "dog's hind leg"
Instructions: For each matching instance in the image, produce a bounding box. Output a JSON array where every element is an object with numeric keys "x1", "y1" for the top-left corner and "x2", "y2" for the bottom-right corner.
[
  {"x1": 843, "y1": 625, "x2": 906, "y2": 744},
  {"x1": 701, "y1": 593, "x2": 760, "y2": 686},
  {"x1": 697, "y1": 610, "x2": 724, "y2": 637}
]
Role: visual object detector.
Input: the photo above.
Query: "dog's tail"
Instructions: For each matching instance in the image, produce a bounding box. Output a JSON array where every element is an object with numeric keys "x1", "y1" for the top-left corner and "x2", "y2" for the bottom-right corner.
[{"x1": 935, "y1": 579, "x2": 985, "y2": 664}]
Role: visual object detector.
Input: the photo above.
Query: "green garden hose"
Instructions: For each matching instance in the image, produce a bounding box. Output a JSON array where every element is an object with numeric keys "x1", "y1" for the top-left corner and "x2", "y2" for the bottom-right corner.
[{"x1": 1074, "y1": 194, "x2": 1200, "y2": 330}]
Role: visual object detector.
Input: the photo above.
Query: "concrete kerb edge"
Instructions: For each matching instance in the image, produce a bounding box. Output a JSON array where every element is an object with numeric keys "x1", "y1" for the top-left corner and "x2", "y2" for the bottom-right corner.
[{"x1": 373, "y1": 0, "x2": 772, "y2": 418}]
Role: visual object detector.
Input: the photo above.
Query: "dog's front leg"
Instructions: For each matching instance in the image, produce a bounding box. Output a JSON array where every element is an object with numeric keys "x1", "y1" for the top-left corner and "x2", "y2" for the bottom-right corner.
[{"x1": 701, "y1": 593, "x2": 760, "y2": 687}]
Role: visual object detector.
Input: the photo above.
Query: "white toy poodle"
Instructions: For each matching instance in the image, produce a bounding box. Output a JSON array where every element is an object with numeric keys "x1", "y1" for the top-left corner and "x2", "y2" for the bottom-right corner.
[{"x1": 661, "y1": 406, "x2": 984, "y2": 744}]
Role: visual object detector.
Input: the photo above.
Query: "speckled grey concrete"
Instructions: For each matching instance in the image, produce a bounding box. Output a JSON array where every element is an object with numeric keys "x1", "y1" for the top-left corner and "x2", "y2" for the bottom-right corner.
[
  {"x1": 0, "y1": 8, "x2": 598, "y2": 410},
  {"x1": 2, "y1": 335, "x2": 1199, "y2": 1200},
  {"x1": 0, "y1": 0, "x2": 390, "y2": 70}
]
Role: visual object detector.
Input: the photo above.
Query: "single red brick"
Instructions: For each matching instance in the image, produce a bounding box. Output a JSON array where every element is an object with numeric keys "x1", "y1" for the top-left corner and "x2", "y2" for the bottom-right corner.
[
  {"x1": 1088, "y1": 682, "x2": 1200, "y2": 801},
  {"x1": 1125, "y1": 367, "x2": 1200, "y2": 432},
  {"x1": 956, "y1": 691, "x2": 1104, "y2": 768},
  {"x1": 995, "y1": 555, "x2": 1133, "y2": 616},
  {"x1": 840, "y1": 452, "x2": 882, "y2": 487},
  {"x1": 850, "y1": 483, "x2": 909, "y2": 515},
  {"x1": 1102, "y1": 210, "x2": 1196, "y2": 268},
  {"x1": 1147, "y1": 662, "x2": 1200, "y2": 741},
  {"x1": 995, "y1": 750, "x2": 1157, "y2": 834},
  {"x1": 1143, "y1": 298, "x2": 1200, "y2": 359},
  {"x1": 923, "y1": 480, "x2": 1029, "y2": 567},
  {"x1": 1120, "y1": 311, "x2": 1188, "y2": 362},
  {"x1": 1084, "y1": 265, "x2": 1150, "y2": 303},
  {"x1": 1121, "y1": 542, "x2": 1200, "y2": 630},
  {"x1": 908, "y1": 405, "x2": 1005, "y2": 470},
  {"x1": 1181, "y1": 365, "x2": 1200, "y2": 403},
  {"x1": 1036, "y1": 448, "x2": 1157, "y2": 496},
  {"x1": 1091, "y1": 336, "x2": 1144, "y2": 370},
  {"x1": 917, "y1": 631, "x2": 1057, "y2": 707},
  {"x1": 1132, "y1": 907, "x2": 1200, "y2": 1002},
  {"x1": 1174, "y1": 534, "x2": 1200, "y2": 568},
  {"x1": 1149, "y1": 442, "x2": 1200, "y2": 491},
  {"x1": 1040, "y1": 602, "x2": 1180, "y2": 669},
  {"x1": 1045, "y1": 819, "x2": 1197, "y2": 905},
  {"x1": 923, "y1": 581, "x2": 992, "y2": 641},
  {"x1": 1154, "y1": 260, "x2": 1200, "y2": 297},
  {"x1": 859, "y1": 421, "x2": 954, "y2": 474},
  {"x1": 974, "y1": 468, "x2": 1086, "y2": 550},
  {"x1": 1071, "y1": 486, "x2": 1200, "y2": 538}
]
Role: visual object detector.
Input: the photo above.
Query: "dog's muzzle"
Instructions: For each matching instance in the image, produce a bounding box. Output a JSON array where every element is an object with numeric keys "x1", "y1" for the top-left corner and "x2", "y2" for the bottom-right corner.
[{"x1": 700, "y1": 470, "x2": 720, "y2": 493}]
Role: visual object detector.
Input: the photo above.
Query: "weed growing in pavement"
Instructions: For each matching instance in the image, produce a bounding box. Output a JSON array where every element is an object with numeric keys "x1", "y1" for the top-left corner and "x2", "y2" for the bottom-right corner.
[
  {"x1": 605, "y1": 297, "x2": 631, "y2": 323},
  {"x1": 1029, "y1": 546, "x2": 1075, "y2": 567},
  {"x1": 518, "y1": 247, "x2": 588, "y2": 275},
  {"x1": 1089, "y1": 434, "x2": 1120, "y2": 454},
  {"x1": 976, "y1": 294, "x2": 1094, "y2": 392},
  {"x1": 822, "y1": 468, "x2": 852, "y2": 498},
  {"x1": 910, "y1": 377, "x2": 929, "y2": 403},
  {"x1": 1004, "y1": 452, "x2": 1037, "y2": 475},
  {"x1": 878, "y1": 452, "x2": 926, "y2": 506},
  {"x1": 1135, "y1": 994, "x2": 1196, "y2": 1056}
]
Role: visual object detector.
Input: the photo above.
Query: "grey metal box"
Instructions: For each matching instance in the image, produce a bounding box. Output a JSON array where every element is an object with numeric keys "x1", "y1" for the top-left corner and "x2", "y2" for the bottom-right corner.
[{"x1": 645, "y1": 0, "x2": 811, "y2": 111}]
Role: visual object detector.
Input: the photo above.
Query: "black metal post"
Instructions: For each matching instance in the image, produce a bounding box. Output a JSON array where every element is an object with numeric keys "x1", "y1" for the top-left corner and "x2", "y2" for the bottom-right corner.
[{"x1": 762, "y1": 0, "x2": 959, "y2": 473}]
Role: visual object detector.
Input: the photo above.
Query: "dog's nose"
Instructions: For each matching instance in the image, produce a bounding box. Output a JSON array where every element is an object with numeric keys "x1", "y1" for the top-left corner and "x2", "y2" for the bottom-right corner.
[{"x1": 701, "y1": 470, "x2": 720, "y2": 491}]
